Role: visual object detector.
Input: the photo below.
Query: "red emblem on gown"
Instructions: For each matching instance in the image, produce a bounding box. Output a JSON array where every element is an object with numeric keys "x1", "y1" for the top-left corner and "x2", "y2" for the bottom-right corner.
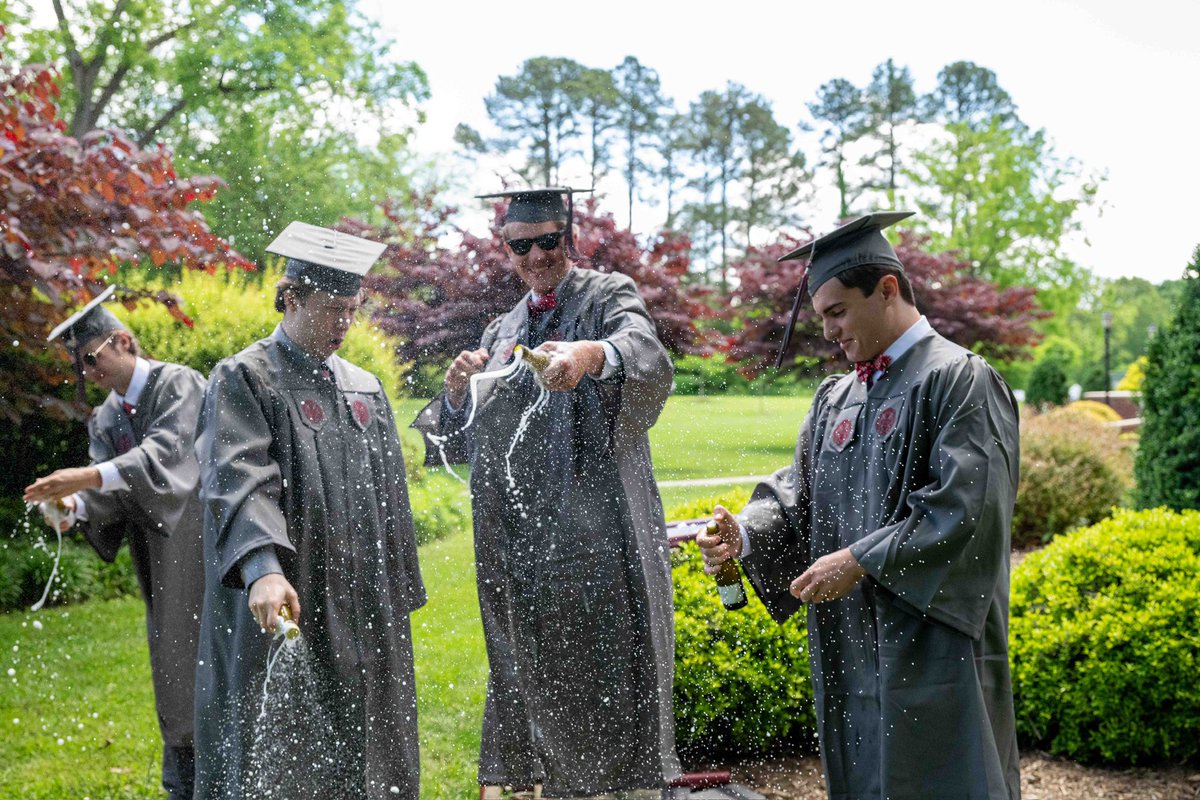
[
  {"x1": 115, "y1": 433, "x2": 133, "y2": 454},
  {"x1": 875, "y1": 407, "x2": 897, "y2": 437},
  {"x1": 300, "y1": 399, "x2": 324, "y2": 425},
  {"x1": 832, "y1": 418, "x2": 854, "y2": 448},
  {"x1": 352, "y1": 398, "x2": 371, "y2": 427}
]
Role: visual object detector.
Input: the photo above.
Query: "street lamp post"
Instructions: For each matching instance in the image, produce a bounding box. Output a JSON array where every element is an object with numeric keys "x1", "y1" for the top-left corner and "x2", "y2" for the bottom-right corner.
[{"x1": 1102, "y1": 312, "x2": 1113, "y2": 407}]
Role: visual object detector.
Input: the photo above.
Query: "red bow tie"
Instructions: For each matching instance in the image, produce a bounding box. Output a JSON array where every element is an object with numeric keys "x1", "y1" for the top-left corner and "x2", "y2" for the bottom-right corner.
[
  {"x1": 854, "y1": 354, "x2": 892, "y2": 384},
  {"x1": 527, "y1": 292, "x2": 557, "y2": 314},
  {"x1": 121, "y1": 401, "x2": 136, "y2": 416}
]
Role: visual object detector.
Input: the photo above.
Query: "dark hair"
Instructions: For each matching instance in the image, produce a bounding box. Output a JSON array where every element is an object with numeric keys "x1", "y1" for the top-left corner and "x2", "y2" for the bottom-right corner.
[
  {"x1": 836, "y1": 264, "x2": 916, "y2": 305},
  {"x1": 274, "y1": 278, "x2": 318, "y2": 313}
]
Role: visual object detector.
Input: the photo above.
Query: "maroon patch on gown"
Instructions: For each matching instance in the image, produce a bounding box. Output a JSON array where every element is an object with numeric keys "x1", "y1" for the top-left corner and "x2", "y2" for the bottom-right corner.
[
  {"x1": 300, "y1": 398, "x2": 324, "y2": 425},
  {"x1": 352, "y1": 398, "x2": 371, "y2": 428},
  {"x1": 115, "y1": 433, "x2": 133, "y2": 454},
  {"x1": 875, "y1": 407, "x2": 898, "y2": 437},
  {"x1": 832, "y1": 418, "x2": 854, "y2": 448},
  {"x1": 502, "y1": 343, "x2": 514, "y2": 362}
]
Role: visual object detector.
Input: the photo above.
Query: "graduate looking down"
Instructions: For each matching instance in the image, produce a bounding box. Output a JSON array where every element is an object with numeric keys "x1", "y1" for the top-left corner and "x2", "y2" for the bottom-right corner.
[
  {"x1": 697, "y1": 212, "x2": 1022, "y2": 800},
  {"x1": 23, "y1": 286, "x2": 205, "y2": 800},
  {"x1": 193, "y1": 222, "x2": 425, "y2": 799}
]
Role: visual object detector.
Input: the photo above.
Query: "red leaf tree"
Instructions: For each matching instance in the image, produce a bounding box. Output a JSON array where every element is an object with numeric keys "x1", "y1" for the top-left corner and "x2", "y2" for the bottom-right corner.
[
  {"x1": 353, "y1": 194, "x2": 715, "y2": 372},
  {"x1": 728, "y1": 231, "x2": 1048, "y2": 377},
  {"x1": 1, "y1": 36, "x2": 251, "y2": 423}
]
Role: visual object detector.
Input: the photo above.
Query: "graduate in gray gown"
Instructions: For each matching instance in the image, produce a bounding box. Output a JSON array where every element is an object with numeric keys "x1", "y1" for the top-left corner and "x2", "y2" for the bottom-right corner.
[
  {"x1": 698, "y1": 213, "x2": 1022, "y2": 800},
  {"x1": 412, "y1": 188, "x2": 681, "y2": 798},
  {"x1": 24, "y1": 285, "x2": 205, "y2": 800},
  {"x1": 193, "y1": 223, "x2": 425, "y2": 800}
]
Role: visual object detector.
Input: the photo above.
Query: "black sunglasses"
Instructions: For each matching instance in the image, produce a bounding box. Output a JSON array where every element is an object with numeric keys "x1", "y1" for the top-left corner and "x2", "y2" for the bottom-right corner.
[
  {"x1": 81, "y1": 334, "x2": 118, "y2": 367},
  {"x1": 506, "y1": 231, "x2": 563, "y2": 256}
]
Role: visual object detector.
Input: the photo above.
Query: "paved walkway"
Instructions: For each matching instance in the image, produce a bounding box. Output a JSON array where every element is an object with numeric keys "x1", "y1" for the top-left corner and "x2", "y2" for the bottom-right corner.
[{"x1": 657, "y1": 475, "x2": 770, "y2": 487}]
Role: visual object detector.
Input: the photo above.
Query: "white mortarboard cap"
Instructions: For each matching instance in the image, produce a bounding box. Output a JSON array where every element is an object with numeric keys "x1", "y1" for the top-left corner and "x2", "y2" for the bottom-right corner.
[{"x1": 266, "y1": 221, "x2": 387, "y2": 295}]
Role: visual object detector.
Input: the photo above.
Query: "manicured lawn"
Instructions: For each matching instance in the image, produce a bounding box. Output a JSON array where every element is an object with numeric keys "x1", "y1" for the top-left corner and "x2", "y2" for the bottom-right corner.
[
  {"x1": 651, "y1": 395, "x2": 809, "y2": 480},
  {"x1": 0, "y1": 597, "x2": 165, "y2": 799},
  {"x1": 399, "y1": 394, "x2": 811, "y2": 483}
]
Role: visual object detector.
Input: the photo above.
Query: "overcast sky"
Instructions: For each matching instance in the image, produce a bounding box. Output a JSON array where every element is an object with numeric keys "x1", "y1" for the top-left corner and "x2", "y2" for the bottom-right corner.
[{"x1": 366, "y1": 0, "x2": 1199, "y2": 285}]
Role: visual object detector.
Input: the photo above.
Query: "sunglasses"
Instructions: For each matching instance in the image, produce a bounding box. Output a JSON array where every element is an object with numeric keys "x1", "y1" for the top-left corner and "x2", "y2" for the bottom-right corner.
[
  {"x1": 81, "y1": 334, "x2": 118, "y2": 367},
  {"x1": 506, "y1": 231, "x2": 563, "y2": 256}
]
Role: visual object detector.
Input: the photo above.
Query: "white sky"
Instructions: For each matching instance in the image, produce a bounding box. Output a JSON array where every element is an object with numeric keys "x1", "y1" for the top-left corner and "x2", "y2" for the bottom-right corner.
[{"x1": 367, "y1": 0, "x2": 1199, "y2": 285}]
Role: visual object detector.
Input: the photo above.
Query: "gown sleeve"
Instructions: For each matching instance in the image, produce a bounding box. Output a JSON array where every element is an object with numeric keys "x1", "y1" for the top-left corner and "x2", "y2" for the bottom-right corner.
[
  {"x1": 197, "y1": 359, "x2": 292, "y2": 589},
  {"x1": 598, "y1": 273, "x2": 673, "y2": 436}
]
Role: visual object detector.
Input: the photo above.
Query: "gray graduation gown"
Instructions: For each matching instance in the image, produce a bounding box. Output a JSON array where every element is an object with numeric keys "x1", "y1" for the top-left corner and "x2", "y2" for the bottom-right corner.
[
  {"x1": 739, "y1": 332, "x2": 1021, "y2": 800},
  {"x1": 193, "y1": 327, "x2": 426, "y2": 800},
  {"x1": 76, "y1": 360, "x2": 205, "y2": 752},
  {"x1": 413, "y1": 268, "x2": 681, "y2": 796}
]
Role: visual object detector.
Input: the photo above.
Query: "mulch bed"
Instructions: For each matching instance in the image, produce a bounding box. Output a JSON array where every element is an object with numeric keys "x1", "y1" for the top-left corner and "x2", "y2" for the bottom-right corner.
[{"x1": 694, "y1": 752, "x2": 1200, "y2": 799}]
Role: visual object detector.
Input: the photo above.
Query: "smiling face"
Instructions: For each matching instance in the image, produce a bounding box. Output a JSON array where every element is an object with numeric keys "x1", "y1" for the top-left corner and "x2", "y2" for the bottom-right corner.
[
  {"x1": 812, "y1": 273, "x2": 909, "y2": 363},
  {"x1": 282, "y1": 289, "x2": 362, "y2": 360},
  {"x1": 502, "y1": 220, "x2": 570, "y2": 296}
]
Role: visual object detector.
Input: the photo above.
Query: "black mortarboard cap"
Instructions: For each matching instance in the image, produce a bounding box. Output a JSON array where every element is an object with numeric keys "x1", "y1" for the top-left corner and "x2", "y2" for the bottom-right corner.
[
  {"x1": 775, "y1": 211, "x2": 915, "y2": 368},
  {"x1": 47, "y1": 284, "x2": 128, "y2": 353},
  {"x1": 266, "y1": 221, "x2": 386, "y2": 295},
  {"x1": 476, "y1": 186, "x2": 593, "y2": 258}
]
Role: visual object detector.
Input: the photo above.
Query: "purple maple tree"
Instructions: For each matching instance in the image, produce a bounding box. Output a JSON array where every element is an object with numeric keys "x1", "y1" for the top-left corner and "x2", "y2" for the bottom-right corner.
[{"x1": 729, "y1": 231, "x2": 1047, "y2": 376}]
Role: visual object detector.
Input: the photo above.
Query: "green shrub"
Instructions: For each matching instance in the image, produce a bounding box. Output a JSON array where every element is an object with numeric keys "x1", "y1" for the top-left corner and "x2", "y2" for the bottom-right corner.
[
  {"x1": 1, "y1": 504, "x2": 139, "y2": 613},
  {"x1": 667, "y1": 492, "x2": 815, "y2": 754},
  {"x1": 1010, "y1": 508, "x2": 1200, "y2": 764},
  {"x1": 406, "y1": 471, "x2": 471, "y2": 546},
  {"x1": 1135, "y1": 254, "x2": 1200, "y2": 511},
  {"x1": 666, "y1": 488, "x2": 753, "y2": 522},
  {"x1": 1013, "y1": 408, "x2": 1133, "y2": 546},
  {"x1": 672, "y1": 354, "x2": 820, "y2": 397},
  {"x1": 1025, "y1": 355, "x2": 1069, "y2": 409},
  {"x1": 117, "y1": 262, "x2": 410, "y2": 404}
]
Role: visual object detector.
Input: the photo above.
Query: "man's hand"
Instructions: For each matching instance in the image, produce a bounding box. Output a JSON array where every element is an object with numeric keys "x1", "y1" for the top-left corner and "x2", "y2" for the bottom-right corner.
[
  {"x1": 247, "y1": 574, "x2": 300, "y2": 635},
  {"x1": 24, "y1": 467, "x2": 102, "y2": 504},
  {"x1": 535, "y1": 340, "x2": 605, "y2": 392},
  {"x1": 790, "y1": 548, "x2": 866, "y2": 603},
  {"x1": 695, "y1": 505, "x2": 742, "y2": 576},
  {"x1": 445, "y1": 348, "x2": 490, "y2": 405}
]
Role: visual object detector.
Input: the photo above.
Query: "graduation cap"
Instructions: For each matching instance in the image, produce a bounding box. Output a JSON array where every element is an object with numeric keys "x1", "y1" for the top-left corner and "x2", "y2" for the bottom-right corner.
[
  {"x1": 775, "y1": 211, "x2": 915, "y2": 368},
  {"x1": 476, "y1": 186, "x2": 593, "y2": 258},
  {"x1": 266, "y1": 221, "x2": 387, "y2": 295},
  {"x1": 47, "y1": 284, "x2": 127, "y2": 353}
]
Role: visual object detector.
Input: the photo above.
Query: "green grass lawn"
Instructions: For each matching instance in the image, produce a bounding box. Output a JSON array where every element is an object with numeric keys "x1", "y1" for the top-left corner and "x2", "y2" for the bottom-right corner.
[
  {"x1": 650, "y1": 395, "x2": 809, "y2": 481},
  {"x1": 398, "y1": 394, "x2": 811, "y2": 483}
]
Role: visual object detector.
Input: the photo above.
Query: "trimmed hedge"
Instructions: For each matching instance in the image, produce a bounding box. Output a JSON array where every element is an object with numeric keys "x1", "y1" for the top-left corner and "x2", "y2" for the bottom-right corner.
[
  {"x1": 667, "y1": 492, "x2": 815, "y2": 753},
  {"x1": 1013, "y1": 407, "x2": 1133, "y2": 547},
  {"x1": 1010, "y1": 508, "x2": 1200, "y2": 764}
]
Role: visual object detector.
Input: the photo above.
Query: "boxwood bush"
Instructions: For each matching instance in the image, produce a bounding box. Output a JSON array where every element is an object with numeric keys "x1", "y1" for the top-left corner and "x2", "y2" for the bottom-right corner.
[
  {"x1": 1013, "y1": 407, "x2": 1134, "y2": 546},
  {"x1": 667, "y1": 492, "x2": 815, "y2": 754},
  {"x1": 1010, "y1": 507, "x2": 1200, "y2": 764}
]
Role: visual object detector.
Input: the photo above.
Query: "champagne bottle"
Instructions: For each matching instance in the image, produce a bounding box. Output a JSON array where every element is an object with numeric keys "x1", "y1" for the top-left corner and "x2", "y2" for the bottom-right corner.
[
  {"x1": 275, "y1": 604, "x2": 300, "y2": 643},
  {"x1": 707, "y1": 520, "x2": 748, "y2": 610},
  {"x1": 514, "y1": 344, "x2": 550, "y2": 374}
]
